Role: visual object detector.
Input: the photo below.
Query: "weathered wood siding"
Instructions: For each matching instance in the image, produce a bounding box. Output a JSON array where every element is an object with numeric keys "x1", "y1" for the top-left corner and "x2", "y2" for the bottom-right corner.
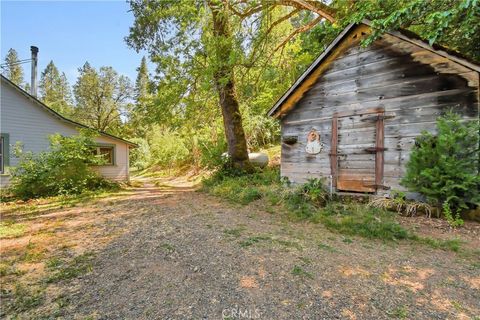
[
  {"x1": 0, "y1": 78, "x2": 131, "y2": 187},
  {"x1": 280, "y1": 33, "x2": 479, "y2": 194}
]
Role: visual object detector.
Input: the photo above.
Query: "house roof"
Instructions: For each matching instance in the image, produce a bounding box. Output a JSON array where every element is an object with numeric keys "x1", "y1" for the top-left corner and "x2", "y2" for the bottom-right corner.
[
  {"x1": 267, "y1": 19, "x2": 480, "y2": 118},
  {"x1": 1, "y1": 74, "x2": 137, "y2": 147}
]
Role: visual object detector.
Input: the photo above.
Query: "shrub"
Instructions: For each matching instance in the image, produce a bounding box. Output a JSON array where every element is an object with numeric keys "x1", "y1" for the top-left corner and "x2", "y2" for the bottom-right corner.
[
  {"x1": 10, "y1": 130, "x2": 112, "y2": 199},
  {"x1": 401, "y1": 111, "x2": 480, "y2": 212},
  {"x1": 129, "y1": 137, "x2": 151, "y2": 170},
  {"x1": 147, "y1": 126, "x2": 191, "y2": 169}
]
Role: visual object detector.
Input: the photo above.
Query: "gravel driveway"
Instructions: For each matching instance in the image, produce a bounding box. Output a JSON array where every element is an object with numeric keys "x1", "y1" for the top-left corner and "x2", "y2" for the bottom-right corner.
[{"x1": 59, "y1": 179, "x2": 479, "y2": 320}]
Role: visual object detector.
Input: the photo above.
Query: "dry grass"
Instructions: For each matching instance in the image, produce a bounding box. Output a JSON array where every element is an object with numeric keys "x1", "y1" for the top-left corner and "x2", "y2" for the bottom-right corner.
[{"x1": 368, "y1": 197, "x2": 435, "y2": 217}]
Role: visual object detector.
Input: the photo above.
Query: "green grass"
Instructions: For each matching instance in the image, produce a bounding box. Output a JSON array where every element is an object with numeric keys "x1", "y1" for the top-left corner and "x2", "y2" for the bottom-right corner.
[
  {"x1": 414, "y1": 236, "x2": 462, "y2": 252},
  {"x1": 202, "y1": 167, "x2": 283, "y2": 205},
  {"x1": 239, "y1": 235, "x2": 272, "y2": 248},
  {"x1": 202, "y1": 167, "x2": 471, "y2": 253},
  {"x1": 291, "y1": 265, "x2": 313, "y2": 279},
  {"x1": 46, "y1": 252, "x2": 94, "y2": 283},
  {"x1": 387, "y1": 305, "x2": 409, "y2": 319},
  {"x1": 2, "y1": 187, "x2": 128, "y2": 217},
  {"x1": 223, "y1": 227, "x2": 246, "y2": 238},
  {"x1": 160, "y1": 243, "x2": 176, "y2": 253},
  {"x1": 0, "y1": 221, "x2": 26, "y2": 239},
  {"x1": 0, "y1": 262, "x2": 25, "y2": 277},
  {"x1": 8, "y1": 284, "x2": 45, "y2": 313},
  {"x1": 318, "y1": 242, "x2": 337, "y2": 252}
]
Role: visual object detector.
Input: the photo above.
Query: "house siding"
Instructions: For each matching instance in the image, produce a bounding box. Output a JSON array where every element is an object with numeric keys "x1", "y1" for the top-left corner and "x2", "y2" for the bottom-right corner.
[
  {"x1": 0, "y1": 78, "x2": 131, "y2": 187},
  {"x1": 279, "y1": 31, "x2": 479, "y2": 194}
]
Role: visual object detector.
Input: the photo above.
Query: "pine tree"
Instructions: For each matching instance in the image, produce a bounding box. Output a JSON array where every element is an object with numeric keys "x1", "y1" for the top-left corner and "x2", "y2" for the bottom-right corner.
[
  {"x1": 2, "y1": 48, "x2": 24, "y2": 86},
  {"x1": 39, "y1": 61, "x2": 73, "y2": 115},
  {"x1": 129, "y1": 57, "x2": 152, "y2": 137},
  {"x1": 134, "y1": 56, "x2": 150, "y2": 101},
  {"x1": 401, "y1": 111, "x2": 480, "y2": 211}
]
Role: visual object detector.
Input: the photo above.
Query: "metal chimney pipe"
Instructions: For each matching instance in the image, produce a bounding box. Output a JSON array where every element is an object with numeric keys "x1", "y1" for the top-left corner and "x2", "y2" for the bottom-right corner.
[{"x1": 30, "y1": 46, "x2": 39, "y2": 97}]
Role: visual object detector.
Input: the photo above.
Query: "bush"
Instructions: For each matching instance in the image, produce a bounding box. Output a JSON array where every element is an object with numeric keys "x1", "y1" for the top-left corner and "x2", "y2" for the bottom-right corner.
[
  {"x1": 147, "y1": 126, "x2": 191, "y2": 169},
  {"x1": 401, "y1": 111, "x2": 480, "y2": 212},
  {"x1": 10, "y1": 130, "x2": 113, "y2": 199},
  {"x1": 129, "y1": 137, "x2": 151, "y2": 170}
]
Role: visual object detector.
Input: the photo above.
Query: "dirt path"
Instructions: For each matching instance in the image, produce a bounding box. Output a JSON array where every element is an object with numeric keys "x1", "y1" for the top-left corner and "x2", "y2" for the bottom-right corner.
[
  {"x1": 2, "y1": 177, "x2": 479, "y2": 319},
  {"x1": 44, "y1": 178, "x2": 477, "y2": 320}
]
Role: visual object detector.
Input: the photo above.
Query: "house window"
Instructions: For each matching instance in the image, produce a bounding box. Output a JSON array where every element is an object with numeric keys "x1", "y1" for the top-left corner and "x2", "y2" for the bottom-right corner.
[
  {"x1": 0, "y1": 136, "x2": 4, "y2": 174},
  {"x1": 92, "y1": 145, "x2": 115, "y2": 165},
  {"x1": 0, "y1": 134, "x2": 9, "y2": 174}
]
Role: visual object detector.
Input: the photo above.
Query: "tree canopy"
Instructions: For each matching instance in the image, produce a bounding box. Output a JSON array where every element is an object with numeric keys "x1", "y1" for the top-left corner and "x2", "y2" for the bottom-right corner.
[
  {"x1": 39, "y1": 60, "x2": 73, "y2": 116},
  {"x1": 2, "y1": 48, "x2": 25, "y2": 87}
]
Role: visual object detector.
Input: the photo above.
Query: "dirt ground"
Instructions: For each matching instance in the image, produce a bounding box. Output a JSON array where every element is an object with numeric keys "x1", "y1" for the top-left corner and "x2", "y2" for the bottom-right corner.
[{"x1": 1, "y1": 177, "x2": 479, "y2": 319}]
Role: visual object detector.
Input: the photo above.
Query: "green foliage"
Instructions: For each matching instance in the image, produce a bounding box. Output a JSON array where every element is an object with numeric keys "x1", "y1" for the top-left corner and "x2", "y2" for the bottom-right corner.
[
  {"x1": 239, "y1": 235, "x2": 272, "y2": 248},
  {"x1": 9, "y1": 130, "x2": 115, "y2": 199},
  {"x1": 442, "y1": 201, "x2": 464, "y2": 228},
  {"x1": 73, "y1": 62, "x2": 132, "y2": 135},
  {"x1": 39, "y1": 60, "x2": 73, "y2": 116},
  {"x1": 0, "y1": 221, "x2": 26, "y2": 239},
  {"x1": 202, "y1": 166, "x2": 282, "y2": 205},
  {"x1": 401, "y1": 112, "x2": 480, "y2": 212},
  {"x1": 9, "y1": 284, "x2": 45, "y2": 313},
  {"x1": 2, "y1": 48, "x2": 24, "y2": 86},
  {"x1": 291, "y1": 265, "x2": 313, "y2": 279},
  {"x1": 144, "y1": 126, "x2": 190, "y2": 169},
  {"x1": 317, "y1": 203, "x2": 410, "y2": 241},
  {"x1": 46, "y1": 252, "x2": 94, "y2": 283},
  {"x1": 337, "y1": 0, "x2": 480, "y2": 62}
]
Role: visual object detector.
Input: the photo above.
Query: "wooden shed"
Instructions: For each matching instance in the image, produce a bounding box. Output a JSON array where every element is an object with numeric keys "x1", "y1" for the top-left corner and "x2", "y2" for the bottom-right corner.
[{"x1": 268, "y1": 20, "x2": 479, "y2": 195}]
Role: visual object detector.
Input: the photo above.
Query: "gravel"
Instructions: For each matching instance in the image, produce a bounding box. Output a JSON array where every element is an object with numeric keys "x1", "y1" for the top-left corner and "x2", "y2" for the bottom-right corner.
[{"x1": 59, "y1": 181, "x2": 480, "y2": 319}]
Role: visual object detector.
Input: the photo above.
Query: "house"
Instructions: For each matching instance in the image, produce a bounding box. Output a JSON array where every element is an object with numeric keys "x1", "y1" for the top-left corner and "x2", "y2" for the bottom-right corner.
[
  {"x1": 0, "y1": 74, "x2": 136, "y2": 187},
  {"x1": 268, "y1": 20, "x2": 479, "y2": 195}
]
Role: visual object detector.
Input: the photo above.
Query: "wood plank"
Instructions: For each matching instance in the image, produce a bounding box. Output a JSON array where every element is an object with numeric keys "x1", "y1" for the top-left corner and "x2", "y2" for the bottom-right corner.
[
  {"x1": 330, "y1": 115, "x2": 338, "y2": 188},
  {"x1": 283, "y1": 88, "x2": 477, "y2": 123},
  {"x1": 337, "y1": 177, "x2": 376, "y2": 193},
  {"x1": 375, "y1": 111, "x2": 385, "y2": 190}
]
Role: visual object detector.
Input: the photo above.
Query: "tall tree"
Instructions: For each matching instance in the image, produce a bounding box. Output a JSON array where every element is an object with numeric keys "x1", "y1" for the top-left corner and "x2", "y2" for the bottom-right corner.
[
  {"x1": 2, "y1": 48, "x2": 24, "y2": 86},
  {"x1": 134, "y1": 56, "x2": 150, "y2": 101},
  {"x1": 73, "y1": 62, "x2": 132, "y2": 134},
  {"x1": 126, "y1": 0, "x2": 333, "y2": 169},
  {"x1": 39, "y1": 60, "x2": 73, "y2": 115},
  {"x1": 128, "y1": 56, "x2": 152, "y2": 137}
]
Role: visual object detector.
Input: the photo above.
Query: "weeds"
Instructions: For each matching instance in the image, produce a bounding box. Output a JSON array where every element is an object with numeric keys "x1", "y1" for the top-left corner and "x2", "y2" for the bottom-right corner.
[
  {"x1": 387, "y1": 305, "x2": 409, "y2": 319},
  {"x1": 223, "y1": 227, "x2": 245, "y2": 238},
  {"x1": 291, "y1": 265, "x2": 313, "y2": 279},
  {"x1": 203, "y1": 168, "x2": 467, "y2": 252},
  {"x1": 8, "y1": 284, "x2": 45, "y2": 313},
  {"x1": 318, "y1": 242, "x2": 337, "y2": 252},
  {"x1": 368, "y1": 191, "x2": 434, "y2": 217},
  {"x1": 160, "y1": 243, "x2": 176, "y2": 253},
  {"x1": 442, "y1": 201, "x2": 464, "y2": 228},
  {"x1": 46, "y1": 252, "x2": 94, "y2": 283},
  {"x1": 0, "y1": 221, "x2": 26, "y2": 239},
  {"x1": 239, "y1": 235, "x2": 271, "y2": 248}
]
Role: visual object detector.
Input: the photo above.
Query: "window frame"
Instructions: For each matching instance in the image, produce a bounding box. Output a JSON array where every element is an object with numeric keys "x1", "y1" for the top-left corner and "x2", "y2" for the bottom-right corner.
[
  {"x1": 91, "y1": 143, "x2": 116, "y2": 166},
  {"x1": 0, "y1": 133, "x2": 10, "y2": 175}
]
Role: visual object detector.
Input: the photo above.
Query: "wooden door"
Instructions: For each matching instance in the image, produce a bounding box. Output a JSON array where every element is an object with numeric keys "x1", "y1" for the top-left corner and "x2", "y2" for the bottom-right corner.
[{"x1": 330, "y1": 110, "x2": 385, "y2": 193}]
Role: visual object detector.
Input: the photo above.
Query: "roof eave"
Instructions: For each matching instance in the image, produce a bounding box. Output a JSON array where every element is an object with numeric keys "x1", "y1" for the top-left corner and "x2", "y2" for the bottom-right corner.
[
  {"x1": 1, "y1": 75, "x2": 138, "y2": 147},
  {"x1": 267, "y1": 19, "x2": 480, "y2": 118}
]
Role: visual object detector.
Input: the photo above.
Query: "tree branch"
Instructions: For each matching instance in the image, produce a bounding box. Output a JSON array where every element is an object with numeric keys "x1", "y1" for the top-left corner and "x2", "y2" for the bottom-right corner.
[
  {"x1": 273, "y1": 15, "x2": 322, "y2": 52},
  {"x1": 277, "y1": 0, "x2": 335, "y2": 22}
]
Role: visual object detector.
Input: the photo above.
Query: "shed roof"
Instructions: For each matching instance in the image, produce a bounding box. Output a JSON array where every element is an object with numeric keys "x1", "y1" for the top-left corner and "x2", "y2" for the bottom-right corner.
[
  {"x1": 1, "y1": 75, "x2": 137, "y2": 147},
  {"x1": 268, "y1": 20, "x2": 480, "y2": 118}
]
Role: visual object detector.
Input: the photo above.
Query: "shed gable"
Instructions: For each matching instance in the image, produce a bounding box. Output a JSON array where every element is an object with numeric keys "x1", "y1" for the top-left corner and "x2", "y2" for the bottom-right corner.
[{"x1": 277, "y1": 26, "x2": 479, "y2": 193}]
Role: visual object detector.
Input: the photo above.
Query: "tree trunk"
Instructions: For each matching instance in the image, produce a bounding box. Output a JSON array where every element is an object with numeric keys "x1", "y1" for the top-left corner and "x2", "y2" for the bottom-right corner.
[{"x1": 210, "y1": 2, "x2": 253, "y2": 171}]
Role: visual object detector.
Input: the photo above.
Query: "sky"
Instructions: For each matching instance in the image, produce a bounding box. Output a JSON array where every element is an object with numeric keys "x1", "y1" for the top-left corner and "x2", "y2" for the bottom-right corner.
[{"x1": 1, "y1": 0, "x2": 148, "y2": 87}]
